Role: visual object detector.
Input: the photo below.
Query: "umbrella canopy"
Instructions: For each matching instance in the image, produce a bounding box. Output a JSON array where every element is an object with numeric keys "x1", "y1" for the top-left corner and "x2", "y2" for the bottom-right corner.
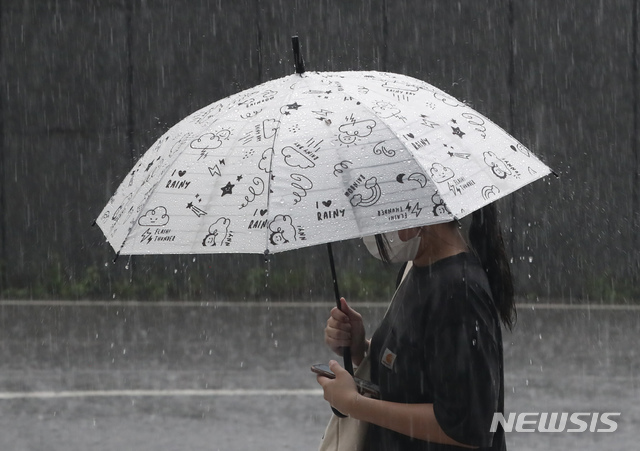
[{"x1": 96, "y1": 67, "x2": 551, "y2": 257}]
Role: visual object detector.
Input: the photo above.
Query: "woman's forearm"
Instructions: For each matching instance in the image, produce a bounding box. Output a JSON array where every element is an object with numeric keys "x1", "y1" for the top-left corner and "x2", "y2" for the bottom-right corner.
[{"x1": 349, "y1": 396, "x2": 476, "y2": 448}]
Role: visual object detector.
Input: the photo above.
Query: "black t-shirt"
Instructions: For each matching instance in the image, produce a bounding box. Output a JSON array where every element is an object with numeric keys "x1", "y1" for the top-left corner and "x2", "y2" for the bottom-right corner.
[{"x1": 365, "y1": 252, "x2": 506, "y2": 451}]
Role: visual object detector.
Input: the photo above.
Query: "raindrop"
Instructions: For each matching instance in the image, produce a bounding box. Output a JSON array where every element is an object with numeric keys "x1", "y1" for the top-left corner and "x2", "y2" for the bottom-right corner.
[
  {"x1": 471, "y1": 339, "x2": 477, "y2": 346},
  {"x1": 528, "y1": 256, "x2": 533, "y2": 263},
  {"x1": 525, "y1": 379, "x2": 529, "y2": 386},
  {"x1": 273, "y1": 340, "x2": 279, "y2": 348}
]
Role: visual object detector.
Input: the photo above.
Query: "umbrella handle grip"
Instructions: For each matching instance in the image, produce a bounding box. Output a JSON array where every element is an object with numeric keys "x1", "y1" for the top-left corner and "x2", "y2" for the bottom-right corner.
[
  {"x1": 341, "y1": 347, "x2": 353, "y2": 374},
  {"x1": 327, "y1": 243, "x2": 354, "y2": 375}
]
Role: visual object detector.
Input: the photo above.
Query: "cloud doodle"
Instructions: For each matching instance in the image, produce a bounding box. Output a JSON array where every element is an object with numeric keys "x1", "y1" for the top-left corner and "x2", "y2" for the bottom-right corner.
[
  {"x1": 428, "y1": 163, "x2": 455, "y2": 183},
  {"x1": 138, "y1": 206, "x2": 170, "y2": 226},
  {"x1": 202, "y1": 217, "x2": 231, "y2": 247},
  {"x1": 281, "y1": 146, "x2": 315, "y2": 169},
  {"x1": 338, "y1": 119, "x2": 376, "y2": 145},
  {"x1": 268, "y1": 215, "x2": 297, "y2": 246},
  {"x1": 484, "y1": 151, "x2": 511, "y2": 179},
  {"x1": 258, "y1": 148, "x2": 273, "y2": 173},
  {"x1": 190, "y1": 129, "x2": 231, "y2": 151}
]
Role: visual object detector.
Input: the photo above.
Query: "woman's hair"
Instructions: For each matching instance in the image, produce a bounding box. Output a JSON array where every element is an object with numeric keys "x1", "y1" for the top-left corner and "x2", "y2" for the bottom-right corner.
[{"x1": 469, "y1": 203, "x2": 516, "y2": 330}]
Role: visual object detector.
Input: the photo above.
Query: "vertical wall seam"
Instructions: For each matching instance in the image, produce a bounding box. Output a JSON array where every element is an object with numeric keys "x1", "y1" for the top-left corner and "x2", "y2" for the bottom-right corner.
[
  {"x1": 255, "y1": 0, "x2": 263, "y2": 84},
  {"x1": 0, "y1": 0, "x2": 6, "y2": 293},
  {"x1": 126, "y1": 0, "x2": 135, "y2": 164},
  {"x1": 632, "y1": 0, "x2": 639, "y2": 275},
  {"x1": 382, "y1": 0, "x2": 388, "y2": 72}
]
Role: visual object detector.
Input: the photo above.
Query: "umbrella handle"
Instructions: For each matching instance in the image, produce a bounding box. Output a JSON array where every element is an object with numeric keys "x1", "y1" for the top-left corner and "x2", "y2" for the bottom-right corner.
[
  {"x1": 326, "y1": 243, "x2": 354, "y2": 376},
  {"x1": 327, "y1": 242, "x2": 351, "y2": 419}
]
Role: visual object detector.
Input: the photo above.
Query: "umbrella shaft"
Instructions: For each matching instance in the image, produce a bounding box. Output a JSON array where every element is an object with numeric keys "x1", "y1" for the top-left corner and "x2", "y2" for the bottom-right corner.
[
  {"x1": 326, "y1": 242, "x2": 341, "y2": 309},
  {"x1": 326, "y1": 243, "x2": 353, "y2": 375}
]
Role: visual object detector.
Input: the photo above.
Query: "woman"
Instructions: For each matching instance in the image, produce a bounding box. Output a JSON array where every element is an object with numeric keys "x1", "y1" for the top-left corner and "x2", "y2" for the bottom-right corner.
[{"x1": 317, "y1": 204, "x2": 512, "y2": 450}]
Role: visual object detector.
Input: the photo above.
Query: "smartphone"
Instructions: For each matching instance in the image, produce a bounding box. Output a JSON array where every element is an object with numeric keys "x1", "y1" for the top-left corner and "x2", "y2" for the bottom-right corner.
[{"x1": 311, "y1": 363, "x2": 380, "y2": 399}]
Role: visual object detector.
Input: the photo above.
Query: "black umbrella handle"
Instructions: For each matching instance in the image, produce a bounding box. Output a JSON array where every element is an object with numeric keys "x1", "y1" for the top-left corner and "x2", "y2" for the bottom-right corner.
[
  {"x1": 326, "y1": 243, "x2": 354, "y2": 376},
  {"x1": 327, "y1": 242, "x2": 351, "y2": 418}
]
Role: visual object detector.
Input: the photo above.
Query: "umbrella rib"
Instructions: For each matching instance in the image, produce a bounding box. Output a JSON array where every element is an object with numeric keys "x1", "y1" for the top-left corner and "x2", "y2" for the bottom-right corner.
[{"x1": 263, "y1": 74, "x2": 305, "y2": 254}]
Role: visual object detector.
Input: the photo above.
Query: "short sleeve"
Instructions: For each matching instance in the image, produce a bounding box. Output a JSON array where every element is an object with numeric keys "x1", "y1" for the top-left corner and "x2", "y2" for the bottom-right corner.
[{"x1": 427, "y1": 288, "x2": 502, "y2": 447}]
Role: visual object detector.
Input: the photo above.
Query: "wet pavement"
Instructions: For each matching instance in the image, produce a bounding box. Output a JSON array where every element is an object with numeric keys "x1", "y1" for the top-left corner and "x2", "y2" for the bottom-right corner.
[{"x1": 0, "y1": 301, "x2": 638, "y2": 450}]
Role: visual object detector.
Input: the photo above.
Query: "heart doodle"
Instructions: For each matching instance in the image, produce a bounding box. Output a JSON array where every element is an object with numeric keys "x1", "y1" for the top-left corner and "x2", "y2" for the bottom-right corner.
[
  {"x1": 260, "y1": 209, "x2": 268, "y2": 216},
  {"x1": 322, "y1": 200, "x2": 332, "y2": 207},
  {"x1": 178, "y1": 170, "x2": 186, "y2": 177}
]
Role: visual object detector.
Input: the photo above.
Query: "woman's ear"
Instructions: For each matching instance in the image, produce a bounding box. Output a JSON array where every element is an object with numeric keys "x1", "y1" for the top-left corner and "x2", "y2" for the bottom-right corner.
[{"x1": 398, "y1": 227, "x2": 421, "y2": 242}]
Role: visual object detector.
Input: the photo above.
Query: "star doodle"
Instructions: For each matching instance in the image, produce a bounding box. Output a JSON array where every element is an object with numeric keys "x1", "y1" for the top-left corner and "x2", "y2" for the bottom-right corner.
[
  {"x1": 237, "y1": 175, "x2": 243, "y2": 182},
  {"x1": 451, "y1": 126, "x2": 465, "y2": 138},
  {"x1": 221, "y1": 181, "x2": 235, "y2": 196},
  {"x1": 286, "y1": 102, "x2": 302, "y2": 110},
  {"x1": 186, "y1": 202, "x2": 207, "y2": 217}
]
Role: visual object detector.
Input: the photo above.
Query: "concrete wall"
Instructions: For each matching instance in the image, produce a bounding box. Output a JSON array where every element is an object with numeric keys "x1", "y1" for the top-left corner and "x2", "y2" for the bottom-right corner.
[{"x1": 1, "y1": 0, "x2": 638, "y2": 301}]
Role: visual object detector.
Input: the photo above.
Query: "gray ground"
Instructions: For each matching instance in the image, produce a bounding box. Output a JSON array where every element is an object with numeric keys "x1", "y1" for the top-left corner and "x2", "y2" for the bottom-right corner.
[{"x1": 0, "y1": 301, "x2": 638, "y2": 450}]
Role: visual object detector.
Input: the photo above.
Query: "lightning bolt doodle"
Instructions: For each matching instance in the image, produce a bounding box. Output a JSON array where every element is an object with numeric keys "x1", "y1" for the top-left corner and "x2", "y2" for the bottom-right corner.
[
  {"x1": 141, "y1": 228, "x2": 153, "y2": 244},
  {"x1": 406, "y1": 202, "x2": 423, "y2": 218}
]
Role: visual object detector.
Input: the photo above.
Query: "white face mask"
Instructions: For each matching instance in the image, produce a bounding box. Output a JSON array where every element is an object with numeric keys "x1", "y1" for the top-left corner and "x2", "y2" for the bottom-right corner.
[{"x1": 363, "y1": 230, "x2": 421, "y2": 263}]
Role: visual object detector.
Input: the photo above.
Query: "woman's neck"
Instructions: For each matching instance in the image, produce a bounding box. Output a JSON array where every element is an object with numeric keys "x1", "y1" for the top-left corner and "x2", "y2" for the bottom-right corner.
[{"x1": 412, "y1": 223, "x2": 469, "y2": 267}]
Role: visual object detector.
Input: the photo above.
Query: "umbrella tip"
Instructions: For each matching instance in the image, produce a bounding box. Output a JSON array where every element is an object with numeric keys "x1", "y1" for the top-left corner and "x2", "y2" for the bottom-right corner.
[{"x1": 291, "y1": 35, "x2": 305, "y2": 74}]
